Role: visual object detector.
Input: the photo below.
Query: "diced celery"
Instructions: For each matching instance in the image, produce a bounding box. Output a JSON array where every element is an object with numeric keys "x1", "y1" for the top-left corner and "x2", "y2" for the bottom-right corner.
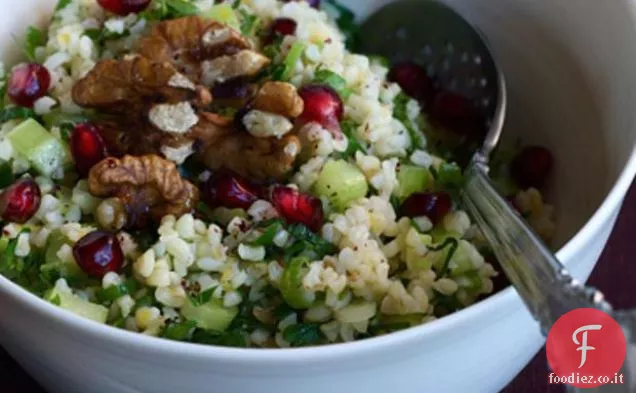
[
  {"x1": 181, "y1": 297, "x2": 238, "y2": 331},
  {"x1": 41, "y1": 109, "x2": 87, "y2": 129},
  {"x1": 429, "y1": 226, "x2": 461, "y2": 243},
  {"x1": 0, "y1": 237, "x2": 9, "y2": 253},
  {"x1": 202, "y1": 4, "x2": 240, "y2": 30},
  {"x1": 334, "y1": 301, "x2": 376, "y2": 324},
  {"x1": 280, "y1": 257, "x2": 315, "y2": 309},
  {"x1": 8, "y1": 119, "x2": 70, "y2": 176},
  {"x1": 394, "y1": 165, "x2": 433, "y2": 200},
  {"x1": 458, "y1": 271, "x2": 483, "y2": 294},
  {"x1": 210, "y1": 207, "x2": 247, "y2": 227},
  {"x1": 281, "y1": 42, "x2": 305, "y2": 81},
  {"x1": 313, "y1": 159, "x2": 368, "y2": 211},
  {"x1": 46, "y1": 287, "x2": 108, "y2": 323},
  {"x1": 40, "y1": 230, "x2": 85, "y2": 281},
  {"x1": 439, "y1": 240, "x2": 478, "y2": 277}
]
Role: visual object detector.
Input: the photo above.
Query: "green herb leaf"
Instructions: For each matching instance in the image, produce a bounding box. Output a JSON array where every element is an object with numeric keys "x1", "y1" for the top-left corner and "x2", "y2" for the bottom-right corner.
[
  {"x1": 436, "y1": 162, "x2": 464, "y2": 189},
  {"x1": 0, "y1": 107, "x2": 37, "y2": 123},
  {"x1": 50, "y1": 294, "x2": 62, "y2": 306},
  {"x1": 0, "y1": 161, "x2": 14, "y2": 189},
  {"x1": 429, "y1": 237, "x2": 459, "y2": 277},
  {"x1": 286, "y1": 224, "x2": 336, "y2": 261},
  {"x1": 134, "y1": 294, "x2": 155, "y2": 310},
  {"x1": 166, "y1": 0, "x2": 200, "y2": 17},
  {"x1": 369, "y1": 55, "x2": 390, "y2": 68},
  {"x1": 96, "y1": 284, "x2": 128, "y2": 303},
  {"x1": 270, "y1": 41, "x2": 305, "y2": 82},
  {"x1": 187, "y1": 287, "x2": 215, "y2": 307},
  {"x1": 250, "y1": 219, "x2": 284, "y2": 246},
  {"x1": 141, "y1": 0, "x2": 200, "y2": 20},
  {"x1": 238, "y1": 9, "x2": 259, "y2": 36},
  {"x1": 55, "y1": 0, "x2": 72, "y2": 11},
  {"x1": 84, "y1": 28, "x2": 129, "y2": 46},
  {"x1": 313, "y1": 68, "x2": 351, "y2": 100},
  {"x1": 191, "y1": 329, "x2": 249, "y2": 347},
  {"x1": 282, "y1": 323, "x2": 323, "y2": 347},
  {"x1": 393, "y1": 92, "x2": 425, "y2": 151},
  {"x1": 433, "y1": 161, "x2": 465, "y2": 202},
  {"x1": 162, "y1": 320, "x2": 197, "y2": 341},
  {"x1": 24, "y1": 26, "x2": 46, "y2": 61},
  {"x1": 340, "y1": 119, "x2": 365, "y2": 158}
]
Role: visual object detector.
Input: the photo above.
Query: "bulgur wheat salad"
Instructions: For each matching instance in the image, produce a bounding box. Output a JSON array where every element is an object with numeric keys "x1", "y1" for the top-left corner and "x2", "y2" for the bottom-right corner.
[{"x1": 0, "y1": 0, "x2": 556, "y2": 348}]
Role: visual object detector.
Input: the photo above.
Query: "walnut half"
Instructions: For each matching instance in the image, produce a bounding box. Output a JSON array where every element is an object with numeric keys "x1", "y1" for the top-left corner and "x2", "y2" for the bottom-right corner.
[{"x1": 88, "y1": 155, "x2": 200, "y2": 229}]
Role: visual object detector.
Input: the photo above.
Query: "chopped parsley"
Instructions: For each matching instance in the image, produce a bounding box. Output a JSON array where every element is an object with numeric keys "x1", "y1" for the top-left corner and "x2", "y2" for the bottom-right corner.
[
  {"x1": 285, "y1": 224, "x2": 337, "y2": 262},
  {"x1": 264, "y1": 41, "x2": 305, "y2": 82},
  {"x1": 429, "y1": 237, "x2": 459, "y2": 277},
  {"x1": 55, "y1": 0, "x2": 72, "y2": 11},
  {"x1": 162, "y1": 320, "x2": 197, "y2": 341},
  {"x1": 191, "y1": 329, "x2": 249, "y2": 347},
  {"x1": 0, "y1": 230, "x2": 51, "y2": 295},
  {"x1": 95, "y1": 279, "x2": 137, "y2": 303},
  {"x1": 249, "y1": 219, "x2": 285, "y2": 246},
  {"x1": 187, "y1": 287, "x2": 215, "y2": 307},
  {"x1": 0, "y1": 162, "x2": 13, "y2": 189},
  {"x1": 393, "y1": 92, "x2": 426, "y2": 151},
  {"x1": 24, "y1": 26, "x2": 46, "y2": 62},
  {"x1": 0, "y1": 107, "x2": 37, "y2": 124},
  {"x1": 282, "y1": 323, "x2": 323, "y2": 347},
  {"x1": 237, "y1": 8, "x2": 260, "y2": 36},
  {"x1": 142, "y1": 0, "x2": 200, "y2": 20},
  {"x1": 431, "y1": 162, "x2": 465, "y2": 201},
  {"x1": 313, "y1": 68, "x2": 352, "y2": 100},
  {"x1": 84, "y1": 28, "x2": 129, "y2": 46},
  {"x1": 340, "y1": 119, "x2": 366, "y2": 158}
]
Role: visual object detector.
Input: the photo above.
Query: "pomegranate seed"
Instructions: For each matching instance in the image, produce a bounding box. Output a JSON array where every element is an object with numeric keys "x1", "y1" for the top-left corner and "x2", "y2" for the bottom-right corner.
[
  {"x1": 7, "y1": 63, "x2": 51, "y2": 108},
  {"x1": 264, "y1": 18, "x2": 297, "y2": 44},
  {"x1": 511, "y1": 146, "x2": 554, "y2": 189},
  {"x1": 97, "y1": 0, "x2": 151, "y2": 15},
  {"x1": 298, "y1": 84, "x2": 343, "y2": 135},
  {"x1": 203, "y1": 170, "x2": 261, "y2": 210},
  {"x1": 270, "y1": 186, "x2": 324, "y2": 232},
  {"x1": 73, "y1": 231, "x2": 124, "y2": 278},
  {"x1": 0, "y1": 178, "x2": 41, "y2": 224},
  {"x1": 212, "y1": 79, "x2": 251, "y2": 100},
  {"x1": 399, "y1": 192, "x2": 452, "y2": 225},
  {"x1": 430, "y1": 91, "x2": 486, "y2": 137},
  {"x1": 71, "y1": 123, "x2": 109, "y2": 177},
  {"x1": 388, "y1": 61, "x2": 435, "y2": 104}
]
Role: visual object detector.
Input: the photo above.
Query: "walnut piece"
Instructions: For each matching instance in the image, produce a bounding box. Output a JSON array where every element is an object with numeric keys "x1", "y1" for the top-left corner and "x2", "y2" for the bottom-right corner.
[
  {"x1": 138, "y1": 16, "x2": 252, "y2": 82},
  {"x1": 72, "y1": 56, "x2": 214, "y2": 161},
  {"x1": 88, "y1": 155, "x2": 200, "y2": 228},
  {"x1": 242, "y1": 110, "x2": 294, "y2": 138},
  {"x1": 251, "y1": 82, "x2": 304, "y2": 118},
  {"x1": 201, "y1": 131, "x2": 301, "y2": 181},
  {"x1": 72, "y1": 56, "x2": 197, "y2": 115},
  {"x1": 201, "y1": 50, "x2": 270, "y2": 85}
]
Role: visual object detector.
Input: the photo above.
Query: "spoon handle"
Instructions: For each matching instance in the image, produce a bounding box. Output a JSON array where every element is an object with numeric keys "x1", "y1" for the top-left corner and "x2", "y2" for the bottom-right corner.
[{"x1": 460, "y1": 160, "x2": 613, "y2": 335}]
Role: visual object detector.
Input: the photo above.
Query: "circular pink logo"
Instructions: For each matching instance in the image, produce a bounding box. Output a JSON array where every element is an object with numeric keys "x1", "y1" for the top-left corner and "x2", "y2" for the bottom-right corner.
[{"x1": 546, "y1": 308, "x2": 626, "y2": 388}]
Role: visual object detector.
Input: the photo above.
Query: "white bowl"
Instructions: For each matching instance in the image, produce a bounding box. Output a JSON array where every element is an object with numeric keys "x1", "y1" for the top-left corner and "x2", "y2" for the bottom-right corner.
[{"x1": 1, "y1": 0, "x2": 636, "y2": 392}]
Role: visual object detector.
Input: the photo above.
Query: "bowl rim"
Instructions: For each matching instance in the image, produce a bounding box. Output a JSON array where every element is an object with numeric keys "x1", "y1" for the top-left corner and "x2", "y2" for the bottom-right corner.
[{"x1": 1, "y1": 141, "x2": 635, "y2": 363}]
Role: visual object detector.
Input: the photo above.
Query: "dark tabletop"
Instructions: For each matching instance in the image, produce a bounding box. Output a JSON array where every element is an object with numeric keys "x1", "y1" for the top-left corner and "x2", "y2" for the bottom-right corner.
[{"x1": 3, "y1": 180, "x2": 636, "y2": 393}]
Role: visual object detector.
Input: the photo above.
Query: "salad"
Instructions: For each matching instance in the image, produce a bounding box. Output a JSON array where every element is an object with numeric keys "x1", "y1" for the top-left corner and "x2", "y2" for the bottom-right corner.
[{"x1": 0, "y1": 0, "x2": 555, "y2": 347}]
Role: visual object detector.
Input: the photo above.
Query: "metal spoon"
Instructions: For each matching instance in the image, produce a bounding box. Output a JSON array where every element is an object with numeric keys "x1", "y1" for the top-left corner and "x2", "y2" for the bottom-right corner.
[{"x1": 358, "y1": 1, "x2": 635, "y2": 390}]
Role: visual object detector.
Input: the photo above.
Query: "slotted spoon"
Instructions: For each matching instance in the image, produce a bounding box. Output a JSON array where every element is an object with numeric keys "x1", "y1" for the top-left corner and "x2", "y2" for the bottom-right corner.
[{"x1": 357, "y1": 1, "x2": 635, "y2": 391}]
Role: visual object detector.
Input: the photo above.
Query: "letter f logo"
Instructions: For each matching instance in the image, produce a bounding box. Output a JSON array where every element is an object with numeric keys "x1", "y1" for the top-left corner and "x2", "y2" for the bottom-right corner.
[{"x1": 572, "y1": 324, "x2": 603, "y2": 368}]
